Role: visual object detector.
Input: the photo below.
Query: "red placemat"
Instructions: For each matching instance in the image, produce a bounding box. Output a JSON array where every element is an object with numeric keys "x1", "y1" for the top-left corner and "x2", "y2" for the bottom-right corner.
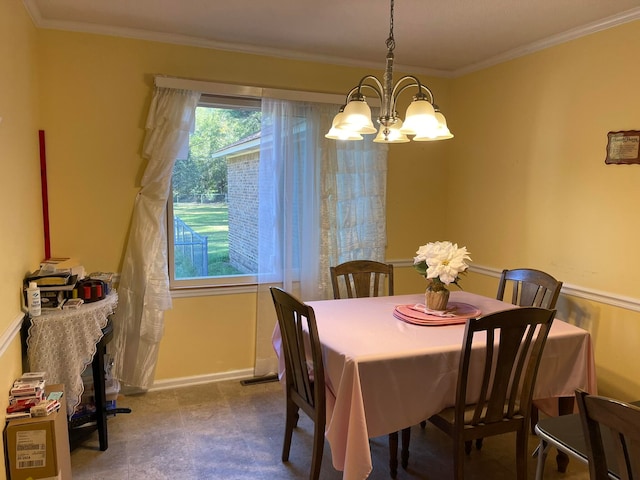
[{"x1": 394, "y1": 302, "x2": 482, "y2": 326}]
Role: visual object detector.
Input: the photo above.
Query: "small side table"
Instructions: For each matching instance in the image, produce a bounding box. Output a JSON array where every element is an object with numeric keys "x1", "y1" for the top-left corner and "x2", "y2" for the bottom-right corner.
[{"x1": 24, "y1": 292, "x2": 129, "y2": 451}]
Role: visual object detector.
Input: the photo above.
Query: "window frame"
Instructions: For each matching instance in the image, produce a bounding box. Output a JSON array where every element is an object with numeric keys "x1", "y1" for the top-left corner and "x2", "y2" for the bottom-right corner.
[
  {"x1": 168, "y1": 95, "x2": 261, "y2": 290},
  {"x1": 159, "y1": 77, "x2": 346, "y2": 293}
]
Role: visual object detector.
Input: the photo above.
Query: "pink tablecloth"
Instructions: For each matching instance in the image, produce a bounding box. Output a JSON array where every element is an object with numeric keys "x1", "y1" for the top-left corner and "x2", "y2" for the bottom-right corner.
[{"x1": 273, "y1": 291, "x2": 597, "y2": 480}]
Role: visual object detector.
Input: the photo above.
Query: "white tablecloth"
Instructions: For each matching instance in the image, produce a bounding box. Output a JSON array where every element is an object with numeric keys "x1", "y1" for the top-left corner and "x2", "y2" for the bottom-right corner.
[
  {"x1": 273, "y1": 291, "x2": 597, "y2": 480},
  {"x1": 27, "y1": 292, "x2": 118, "y2": 416}
]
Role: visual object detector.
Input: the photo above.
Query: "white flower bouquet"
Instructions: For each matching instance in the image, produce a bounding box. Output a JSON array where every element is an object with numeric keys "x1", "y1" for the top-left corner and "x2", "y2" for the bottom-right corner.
[{"x1": 413, "y1": 241, "x2": 472, "y2": 291}]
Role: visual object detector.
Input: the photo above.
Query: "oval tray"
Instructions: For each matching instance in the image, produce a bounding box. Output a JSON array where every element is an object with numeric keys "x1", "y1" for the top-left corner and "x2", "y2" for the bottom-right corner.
[{"x1": 394, "y1": 302, "x2": 481, "y2": 326}]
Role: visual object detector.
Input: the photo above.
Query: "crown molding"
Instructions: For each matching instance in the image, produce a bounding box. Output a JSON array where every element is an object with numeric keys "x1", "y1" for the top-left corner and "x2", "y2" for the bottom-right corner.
[
  {"x1": 24, "y1": 1, "x2": 640, "y2": 79},
  {"x1": 453, "y1": 7, "x2": 640, "y2": 77},
  {"x1": 23, "y1": 0, "x2": 448, "y2": 78}
]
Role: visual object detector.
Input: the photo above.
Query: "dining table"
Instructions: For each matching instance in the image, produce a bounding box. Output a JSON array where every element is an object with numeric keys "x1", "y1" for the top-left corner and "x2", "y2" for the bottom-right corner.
[{"x1": 272, "y1": 290, "x2": 597, "y2": 480}]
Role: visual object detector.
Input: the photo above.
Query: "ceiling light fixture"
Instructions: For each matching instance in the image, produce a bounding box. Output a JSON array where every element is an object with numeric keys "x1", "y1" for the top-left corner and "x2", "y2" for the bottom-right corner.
[{"x1": 326, "y1": 0, "x2": 453, "y2": 144}]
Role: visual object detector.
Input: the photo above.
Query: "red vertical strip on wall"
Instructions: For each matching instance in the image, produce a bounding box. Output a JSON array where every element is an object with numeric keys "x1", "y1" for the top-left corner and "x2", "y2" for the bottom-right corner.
[{"x1": 39, "y1": 130, "x2": 51, "y2": 260}]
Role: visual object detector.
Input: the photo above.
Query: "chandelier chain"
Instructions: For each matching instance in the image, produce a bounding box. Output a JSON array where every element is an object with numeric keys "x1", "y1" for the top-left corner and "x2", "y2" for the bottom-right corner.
[{"x1": 386, "y1": 0, "x2": 395, "y2": 52}]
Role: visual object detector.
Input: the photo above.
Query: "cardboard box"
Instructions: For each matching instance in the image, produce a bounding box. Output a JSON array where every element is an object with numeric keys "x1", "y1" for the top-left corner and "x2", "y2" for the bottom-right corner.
[{"x1": 4, "y1": 384, "x2": 71, "y2": 480}]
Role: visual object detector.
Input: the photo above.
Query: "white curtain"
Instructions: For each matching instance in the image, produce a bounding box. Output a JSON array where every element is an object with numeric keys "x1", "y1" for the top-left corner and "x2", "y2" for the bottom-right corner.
[
  {"x1": 253, "y1": 98, "x2": 388, "y2": 377},
  {"x1": 112, "y1": 87, "x2": 200, "y2": 389},
  {"x1": 323, "y1": 140, "x2": 388, "y2": 268}
]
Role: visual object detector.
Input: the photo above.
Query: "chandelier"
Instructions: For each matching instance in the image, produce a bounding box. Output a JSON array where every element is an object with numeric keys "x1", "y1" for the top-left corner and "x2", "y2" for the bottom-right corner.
[{"x1": 326, "y1": 0, "x2": 453, "y2": 143}]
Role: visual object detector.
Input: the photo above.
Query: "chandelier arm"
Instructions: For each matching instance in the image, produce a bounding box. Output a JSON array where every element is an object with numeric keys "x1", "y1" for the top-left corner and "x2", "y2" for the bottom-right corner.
[
  {"x1": 347, "y1": 75, "x2": 384, "y2": 102},
  {"x1": 391, "y1": 75, "x2": 435, "y2": 104}
]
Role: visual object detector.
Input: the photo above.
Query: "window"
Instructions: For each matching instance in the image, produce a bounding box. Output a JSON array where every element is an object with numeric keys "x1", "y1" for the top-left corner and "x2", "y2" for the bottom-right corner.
[
  {"x1": 168, "y1": 95, "x2": 262, "y2": 288},
  {"x1": 164, "y1": 81, "x2": 386, "y2": 295}
]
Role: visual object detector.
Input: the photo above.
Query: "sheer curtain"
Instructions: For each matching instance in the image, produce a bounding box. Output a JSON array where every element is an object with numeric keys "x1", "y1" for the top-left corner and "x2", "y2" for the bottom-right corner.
[
  {"x1": 112, "y1": 86, "x2": 200, "y2": 389},
  {"x1": 322, "y1": 140, "x2": 388, "y2": 270},
  {"x1": 253, "y1": 98, "x2": 388, "y2": 377}
]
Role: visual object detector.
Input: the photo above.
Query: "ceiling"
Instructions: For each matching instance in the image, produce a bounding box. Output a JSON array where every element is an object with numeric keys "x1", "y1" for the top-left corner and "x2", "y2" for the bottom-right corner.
[{"x1": 23, "y1": 0, "x2": 640, "y2": 77}]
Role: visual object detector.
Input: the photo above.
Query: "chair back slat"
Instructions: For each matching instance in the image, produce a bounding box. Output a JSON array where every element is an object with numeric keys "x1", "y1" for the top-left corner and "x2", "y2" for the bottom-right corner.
[
  {"x1": 506, "y1": 324, "x2": 537, "y2": 416},
  {"x1": 293, "y1": 312, "x2": 313, "y2": 403},
  {"x1": 469, "y1": 329, "x2": 494, "y2": 425},
  {"x1": 519, "y1": 283, "x2": 545, "y2": 307},
  {"x1": 488, "y1": 324, "x2": 526, "y2": 421},
  {"x1": 330, "y1": 260, "x2": 394, "y2": 299}
]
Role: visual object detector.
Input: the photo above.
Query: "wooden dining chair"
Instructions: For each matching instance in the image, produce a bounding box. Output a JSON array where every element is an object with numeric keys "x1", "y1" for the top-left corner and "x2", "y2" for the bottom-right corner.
[
  {"x1": 427, "y1": 307, "x2": 556, "y2": 480},
  {"x1": 576, "y1": 389, "x2": 640, "y2": 480},
  {"x1": 495, "y1": 267, "x2": 563, "y2": 437},
  {"x1": 330, "y1": 260, "x2": 394, "y2": 299},
  {"x1": 270, "y1": 287, "x2": 326, "y2": 480},
  {"x1": 329, "y1": 260, "x2": 407, "y2": 478},
  {"x1": 496, "y1": 268, "x2": 563, "y2": 310}
]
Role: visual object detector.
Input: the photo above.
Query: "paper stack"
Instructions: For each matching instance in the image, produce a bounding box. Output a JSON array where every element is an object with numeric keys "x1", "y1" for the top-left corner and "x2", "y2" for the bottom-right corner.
[{"x1": 7, "y1": 373, "x2": 47, "y2": 420}]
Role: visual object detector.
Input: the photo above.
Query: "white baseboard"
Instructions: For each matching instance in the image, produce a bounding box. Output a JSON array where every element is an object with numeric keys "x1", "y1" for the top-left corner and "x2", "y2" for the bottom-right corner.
[{"x1": 145, "y1": 368, "x2": 255, "y2": 392}]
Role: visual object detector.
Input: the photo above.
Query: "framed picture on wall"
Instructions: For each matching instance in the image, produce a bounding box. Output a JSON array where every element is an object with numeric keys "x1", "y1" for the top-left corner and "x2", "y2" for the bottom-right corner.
[{"x1": 605, "y1": 130, "x2": 640, "y2": 165}]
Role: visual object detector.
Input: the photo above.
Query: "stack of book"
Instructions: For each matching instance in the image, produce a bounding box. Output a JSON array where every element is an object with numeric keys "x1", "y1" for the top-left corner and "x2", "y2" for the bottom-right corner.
[{"x1": 6, "y1": 372, "x2": 62, "y2": 420}]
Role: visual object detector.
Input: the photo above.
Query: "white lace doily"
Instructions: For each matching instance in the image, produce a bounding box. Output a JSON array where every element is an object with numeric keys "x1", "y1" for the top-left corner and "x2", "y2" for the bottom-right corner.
[{"x1": 27, "y1": 292, "x2": 118, "y2": 417}]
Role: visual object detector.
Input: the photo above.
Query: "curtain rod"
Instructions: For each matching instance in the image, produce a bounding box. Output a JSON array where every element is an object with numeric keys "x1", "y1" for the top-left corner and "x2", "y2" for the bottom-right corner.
[{"x1": 154, "y1": 75, "x2": 346, "y2": 106}]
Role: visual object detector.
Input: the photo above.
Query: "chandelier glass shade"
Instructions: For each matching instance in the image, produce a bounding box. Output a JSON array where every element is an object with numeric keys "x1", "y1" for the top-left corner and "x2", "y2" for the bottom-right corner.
[
  {"x1": 326, "y1": 0, "x2": 453, "y2": 143},
  {"x1": 325, "y1": 109, "x2": 364, "y2": 140}
]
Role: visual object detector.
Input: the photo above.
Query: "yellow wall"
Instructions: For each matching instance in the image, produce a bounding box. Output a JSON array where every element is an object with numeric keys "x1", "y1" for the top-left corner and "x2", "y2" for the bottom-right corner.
[
  {"x1": 158, "y1": 294, "x2": 256, "y2": 378},
  {"x1": 0, "y1": 0, "x2": 43, "y2": 475},
  {"x1": 448, "y1": 21, "x2": 640, "y2": 400}
]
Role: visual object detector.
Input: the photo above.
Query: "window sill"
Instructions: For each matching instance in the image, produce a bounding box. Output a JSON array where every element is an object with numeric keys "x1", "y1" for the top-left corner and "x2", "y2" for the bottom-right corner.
[{"x1": 170, "y1": 283, "x2": 257, "y2": 298}]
